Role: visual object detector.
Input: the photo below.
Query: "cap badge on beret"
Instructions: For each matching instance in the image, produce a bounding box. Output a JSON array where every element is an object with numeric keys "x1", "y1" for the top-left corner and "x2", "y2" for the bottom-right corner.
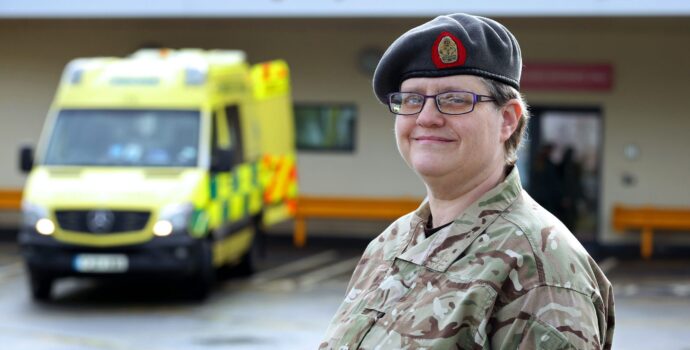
[{"x1": 432, "y1": 31, "x2": 467, "y2": 69}]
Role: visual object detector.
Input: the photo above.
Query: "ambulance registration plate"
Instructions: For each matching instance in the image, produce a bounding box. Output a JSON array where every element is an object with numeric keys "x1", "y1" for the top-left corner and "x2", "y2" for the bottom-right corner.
[{"x1": 73, "y1": 254, "x2": 129, "y2": 273}]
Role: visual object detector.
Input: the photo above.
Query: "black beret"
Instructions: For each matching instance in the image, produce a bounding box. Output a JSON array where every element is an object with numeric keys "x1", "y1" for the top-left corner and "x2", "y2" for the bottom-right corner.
[{"x1": 373, "y1": 13, "x2": 522, "y2": 104}]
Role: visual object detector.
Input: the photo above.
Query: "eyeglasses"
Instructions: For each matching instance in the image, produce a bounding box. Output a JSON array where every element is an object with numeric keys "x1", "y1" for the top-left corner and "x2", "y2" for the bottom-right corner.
[{"x1": 387, "y1": 91, "x2": 496, "y2": 116}]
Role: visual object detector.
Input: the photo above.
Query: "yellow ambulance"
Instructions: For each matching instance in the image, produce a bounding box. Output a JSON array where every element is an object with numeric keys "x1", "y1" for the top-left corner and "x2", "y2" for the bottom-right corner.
[{"x1": 18, "y1": 49, "x2": 298, "y2": 301}]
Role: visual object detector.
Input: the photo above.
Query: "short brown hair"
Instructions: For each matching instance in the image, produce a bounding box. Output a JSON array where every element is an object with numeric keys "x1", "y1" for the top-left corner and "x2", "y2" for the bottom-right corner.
[{"x1": 480, "y1": 77, "x2": 530, "y2": 166}]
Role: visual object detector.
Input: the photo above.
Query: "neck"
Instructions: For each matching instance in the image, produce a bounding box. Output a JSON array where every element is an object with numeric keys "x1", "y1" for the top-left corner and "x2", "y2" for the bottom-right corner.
[{"x1": 424, "y1": 163, "x2": 507, "y2": 227}]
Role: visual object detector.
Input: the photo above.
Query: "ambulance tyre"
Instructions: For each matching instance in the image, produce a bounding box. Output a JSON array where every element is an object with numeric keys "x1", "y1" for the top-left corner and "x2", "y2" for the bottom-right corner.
[
  {"x1": 234, "y1": 238, "x2": 257, "y2": 277},
  {"x1": 29, "y1": 269, "x2": 53, "y2": 302},
  {"x1": 235, "y1": 216, "x2": 263, "y2": 277},
  {"x1": 189, "y1": 239, "x2": 215, "y2": 301}
]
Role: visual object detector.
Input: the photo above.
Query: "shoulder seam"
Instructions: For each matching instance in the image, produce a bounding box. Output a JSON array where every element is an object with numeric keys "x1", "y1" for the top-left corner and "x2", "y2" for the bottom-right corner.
[{"x1": 499, "y1": 213, "x2": 548, "y2": 284}]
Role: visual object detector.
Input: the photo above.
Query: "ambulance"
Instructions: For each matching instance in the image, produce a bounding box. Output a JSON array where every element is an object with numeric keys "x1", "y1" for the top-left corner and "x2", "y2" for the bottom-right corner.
[{"x1": 18, "y1": 49, "x2": 298, "y2": 301}]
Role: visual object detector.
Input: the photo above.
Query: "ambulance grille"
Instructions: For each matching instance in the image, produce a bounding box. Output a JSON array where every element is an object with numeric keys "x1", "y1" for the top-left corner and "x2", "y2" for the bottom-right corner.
[{"x1": 55, "y1": 210, "x2": 151, "y2": 234}]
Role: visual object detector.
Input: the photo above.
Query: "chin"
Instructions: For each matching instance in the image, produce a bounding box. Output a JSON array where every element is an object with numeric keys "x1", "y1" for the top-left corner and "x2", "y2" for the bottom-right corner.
[
  {"x1": 411, "y1": 160, "x2": 452, "y2": 178},
  {"x1": 417, "y1": 169, "x2": 452, "y2": 179}
]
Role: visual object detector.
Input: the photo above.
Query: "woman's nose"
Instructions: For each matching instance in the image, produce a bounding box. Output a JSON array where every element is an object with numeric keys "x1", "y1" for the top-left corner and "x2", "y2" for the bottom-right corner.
[{"x1": 416, "y1": 97, "x2": 445, "y2": 127}]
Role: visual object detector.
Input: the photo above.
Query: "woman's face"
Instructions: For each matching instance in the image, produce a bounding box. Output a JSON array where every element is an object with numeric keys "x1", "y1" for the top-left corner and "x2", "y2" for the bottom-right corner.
[{"x1": 394, "y1": 75, "x2": 509, "y2": 184}]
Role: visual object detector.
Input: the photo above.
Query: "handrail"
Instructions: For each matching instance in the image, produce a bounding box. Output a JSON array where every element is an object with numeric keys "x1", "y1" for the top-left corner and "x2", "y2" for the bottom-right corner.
[
  {"x1": 0, "y1": 189, "x2": 22, "y2": 210},
  {"x1": 293, "y1": 195, "x2": 422, "y2": 247}
]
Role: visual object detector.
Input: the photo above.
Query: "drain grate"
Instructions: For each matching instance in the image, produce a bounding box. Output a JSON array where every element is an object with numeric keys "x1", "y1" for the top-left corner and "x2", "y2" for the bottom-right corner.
[{"x1": 194, "y1": 336, "x2": 271, "y2": 346}]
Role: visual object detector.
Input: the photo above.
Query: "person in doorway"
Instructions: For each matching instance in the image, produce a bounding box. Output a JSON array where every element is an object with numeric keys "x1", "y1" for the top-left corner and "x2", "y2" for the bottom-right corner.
[
  {"x1": 558, "y1": 146, "x2": 584, "y2": 232},
  {"x1": 531, "y1": 143, "x2": 563, "y2": 216},
  {"x1": 320, "y1": 13, "x2": 614, "y2": 349}
]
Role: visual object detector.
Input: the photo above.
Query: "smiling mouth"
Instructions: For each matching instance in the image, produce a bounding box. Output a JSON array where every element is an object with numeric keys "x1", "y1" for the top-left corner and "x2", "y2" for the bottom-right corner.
[{"x1": 413, "y1": 136, "x2": 455, "y2": 143}]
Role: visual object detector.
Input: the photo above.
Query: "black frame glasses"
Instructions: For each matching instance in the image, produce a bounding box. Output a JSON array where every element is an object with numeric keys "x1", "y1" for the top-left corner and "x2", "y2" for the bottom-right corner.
[{"x1": 387, "y1": 91, "x2": 496, "y2": 116}]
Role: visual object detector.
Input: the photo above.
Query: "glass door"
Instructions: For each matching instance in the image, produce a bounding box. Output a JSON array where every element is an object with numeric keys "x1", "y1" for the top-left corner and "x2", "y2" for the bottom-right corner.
[{"x1": 519, "y1": 107, "x2": 603, "y2": 243}]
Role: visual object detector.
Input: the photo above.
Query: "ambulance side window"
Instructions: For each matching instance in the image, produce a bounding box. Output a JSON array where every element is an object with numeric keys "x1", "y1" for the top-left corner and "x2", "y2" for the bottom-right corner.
[
  {"x1": 210, "y1": 111, "x2": 233, "y2": 172},
  {"x1": 211, "y1": 111, "x2": 224, "y2": 150},
  {"x1": 224, "y1": 106, "x2": 244, "y2": 164},
  {"x1": 211, "y1": 112, "x2": 218, "y2": 149}
]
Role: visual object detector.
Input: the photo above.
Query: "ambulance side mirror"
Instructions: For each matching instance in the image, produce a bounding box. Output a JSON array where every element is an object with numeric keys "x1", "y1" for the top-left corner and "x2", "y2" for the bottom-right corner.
[
  {"x1": 211, "y1": 148, "x2": 233, "y2": 173},
  {"x1": 19, "y1": 145, "x2": 34, "y2": 173}
]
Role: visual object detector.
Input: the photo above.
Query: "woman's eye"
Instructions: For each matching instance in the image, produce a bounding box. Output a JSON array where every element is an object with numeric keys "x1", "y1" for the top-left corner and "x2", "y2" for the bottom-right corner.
[
  {"x1": 404, "y1": 96, "x2": 423, "y2": 105},
  {"x1": 442, "y1": 95, "x2": 469, "y2": 104}
]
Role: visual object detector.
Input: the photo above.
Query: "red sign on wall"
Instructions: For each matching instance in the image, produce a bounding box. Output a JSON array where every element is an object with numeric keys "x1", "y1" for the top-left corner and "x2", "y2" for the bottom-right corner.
[{"x1": 521, "y1": 63, "x2": 614, "y2": 91}]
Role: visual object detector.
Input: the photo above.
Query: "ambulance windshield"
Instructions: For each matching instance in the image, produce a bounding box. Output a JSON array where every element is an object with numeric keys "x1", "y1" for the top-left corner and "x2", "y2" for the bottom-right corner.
[{"x1": 44, "y1": 109, "x2": 200, "y2": 167}]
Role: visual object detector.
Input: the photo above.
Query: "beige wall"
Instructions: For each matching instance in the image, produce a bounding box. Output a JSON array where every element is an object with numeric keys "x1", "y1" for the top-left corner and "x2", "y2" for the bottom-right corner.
[
  {"x1": 1, "y1": 18, "x2": 688, "y2": 242},
  {"x1": 514, "y1": 18, "x2": 690, "y2": 243}
]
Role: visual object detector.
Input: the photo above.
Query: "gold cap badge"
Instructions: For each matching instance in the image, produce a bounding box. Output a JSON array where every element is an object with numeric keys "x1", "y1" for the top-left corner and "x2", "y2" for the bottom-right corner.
[
  {"x1": 438, "y1": 36, "x2": 458, "y2": 64},
  {"x1": 432, "y1": 31, "x2": 467, "y2": 69}
]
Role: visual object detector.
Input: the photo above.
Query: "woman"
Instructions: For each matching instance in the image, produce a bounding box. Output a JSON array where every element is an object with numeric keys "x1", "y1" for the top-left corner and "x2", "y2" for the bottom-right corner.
[{"x1": 320, "y1": 13, "x2": 614, "y2": 350}]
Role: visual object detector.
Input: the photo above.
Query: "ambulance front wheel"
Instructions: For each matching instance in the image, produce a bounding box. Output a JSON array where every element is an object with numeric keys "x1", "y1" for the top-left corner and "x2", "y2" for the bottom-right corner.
[
  {"x1": 28, "y1": 269, "x2": 54, "y2": 302},
  {"x1": 189, "y1": 239, "x2": 215, "y2": 301},
  {"x1": 235, "y1": 235, "x2": 259, "y2": 277},
  {"x1": 234, "y1": 216, "x2": 263, "y2": 276}
]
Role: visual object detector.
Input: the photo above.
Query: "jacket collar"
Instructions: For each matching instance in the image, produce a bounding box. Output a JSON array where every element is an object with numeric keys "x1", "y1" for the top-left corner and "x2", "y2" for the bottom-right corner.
[{"x1": 398, "y1": 166, "x2": 522, "y2": 272}]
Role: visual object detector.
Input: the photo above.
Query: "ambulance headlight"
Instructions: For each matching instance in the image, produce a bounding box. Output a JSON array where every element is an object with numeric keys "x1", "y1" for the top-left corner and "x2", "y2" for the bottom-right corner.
[
  {"x1": 22, "y1": 202, "x2": 55, "y2": 235},
  {"x1": 36, "y1": 219, "x2": 56, "y2": 235},
  {"x1": 155, "y1": 203, "x2": 194, "y2": 236},
  {"x1": 153, "y1": 220, "x2": 173, "y2": 237}
]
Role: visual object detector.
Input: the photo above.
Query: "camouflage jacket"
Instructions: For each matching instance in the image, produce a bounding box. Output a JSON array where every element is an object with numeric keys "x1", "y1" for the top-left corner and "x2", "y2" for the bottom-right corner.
[{"x1": 320, "y1": 168, "x2": 615, "y2": 349}]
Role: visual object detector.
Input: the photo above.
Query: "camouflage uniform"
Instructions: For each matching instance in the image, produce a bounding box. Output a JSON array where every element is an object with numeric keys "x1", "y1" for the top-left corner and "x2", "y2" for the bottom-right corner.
[{"x1": 320, "y1": 168, "x2": 614, "y2": 349}]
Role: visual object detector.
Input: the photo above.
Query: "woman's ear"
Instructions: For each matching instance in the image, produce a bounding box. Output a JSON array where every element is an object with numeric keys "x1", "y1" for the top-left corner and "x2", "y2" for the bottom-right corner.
[{"x1": 499, "y1": 100, "x2": 522, "y2": 143}]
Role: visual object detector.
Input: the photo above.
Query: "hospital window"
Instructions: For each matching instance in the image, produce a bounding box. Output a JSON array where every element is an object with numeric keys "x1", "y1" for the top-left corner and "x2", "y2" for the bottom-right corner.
[{"x1": 293, "y1": 104, "x2": 357, "y2": 152}]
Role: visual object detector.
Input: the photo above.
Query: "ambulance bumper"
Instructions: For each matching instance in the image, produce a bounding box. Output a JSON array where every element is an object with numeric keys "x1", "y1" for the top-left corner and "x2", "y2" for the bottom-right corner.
[{"x1": 18, "y1": 229, "x2": 205, "y2": 278}]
